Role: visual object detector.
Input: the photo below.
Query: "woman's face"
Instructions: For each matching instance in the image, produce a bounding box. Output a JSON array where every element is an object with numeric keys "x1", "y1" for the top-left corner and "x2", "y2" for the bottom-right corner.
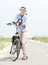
[{"x1": 20, "y1": 9, "x2": 26, "y2": 15}]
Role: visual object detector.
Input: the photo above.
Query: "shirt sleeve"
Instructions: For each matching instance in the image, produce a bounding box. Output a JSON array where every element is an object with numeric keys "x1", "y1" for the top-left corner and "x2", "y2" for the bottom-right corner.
[
  {"x1": 22, "y1": 16, "x2": 27, "y2": 25},
  {"x1": 13, "y1": 14, "x2": 18, "y2": 23}
]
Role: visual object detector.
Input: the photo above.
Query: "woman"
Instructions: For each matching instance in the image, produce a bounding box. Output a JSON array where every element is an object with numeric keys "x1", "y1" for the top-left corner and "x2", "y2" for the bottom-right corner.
[{"x1": 13, "y1": 7, "x2": 28, "y2": 60}]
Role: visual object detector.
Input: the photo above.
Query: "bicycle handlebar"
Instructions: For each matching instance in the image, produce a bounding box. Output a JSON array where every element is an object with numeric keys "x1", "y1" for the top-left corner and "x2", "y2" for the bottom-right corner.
[{"x1": 7, "y1": 22, "x2": 16, "y2": 26}]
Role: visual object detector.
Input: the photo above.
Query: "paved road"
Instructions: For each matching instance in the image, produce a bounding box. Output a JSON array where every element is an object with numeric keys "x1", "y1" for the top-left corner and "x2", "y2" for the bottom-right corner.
[{"x1": 0, "y1": 40, "x2": 48, "y2": 65}]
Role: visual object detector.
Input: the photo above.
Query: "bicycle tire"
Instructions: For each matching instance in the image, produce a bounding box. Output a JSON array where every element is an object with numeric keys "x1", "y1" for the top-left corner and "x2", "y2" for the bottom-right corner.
[{"x1": 11, "y1": 39, "x2": 20, "y2": 61}]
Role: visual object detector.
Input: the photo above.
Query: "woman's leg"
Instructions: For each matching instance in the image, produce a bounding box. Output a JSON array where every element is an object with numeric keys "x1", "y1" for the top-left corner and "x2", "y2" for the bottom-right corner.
[
  {"x1": 18, "y1": 31, "x2": 28, "y2": 59},
  {"x1": 21, "y1": 32, "x2": 28, "y2": 59}
]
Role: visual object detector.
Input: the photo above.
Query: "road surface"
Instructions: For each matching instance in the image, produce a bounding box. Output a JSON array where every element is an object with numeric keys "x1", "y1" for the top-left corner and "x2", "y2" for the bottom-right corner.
[{"x1": 0, "y1": 40, "x2": 48, "y2": 65}]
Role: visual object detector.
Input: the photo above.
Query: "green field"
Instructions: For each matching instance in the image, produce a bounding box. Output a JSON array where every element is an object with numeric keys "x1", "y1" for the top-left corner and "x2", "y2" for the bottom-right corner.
[
  {"x1": 0, "y1": 38, "x2": 11, "y2": 50},
  {"x1": 0, "y1": 38, "x2": 12, "y2": 42},
  {"x1": 32, "y1": 37, "x2": 48, "y2": 43},
  {"x1": 0, "y1": 37, "x2": 48, "y2": 43},
  {"x1": 0, "y1": 37, "x2": 48, "y2": 50}
]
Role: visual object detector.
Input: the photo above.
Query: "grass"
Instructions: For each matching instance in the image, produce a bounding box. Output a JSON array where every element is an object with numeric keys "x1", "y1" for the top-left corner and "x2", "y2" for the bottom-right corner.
[
  {"x1": 0, "y1": 38, "x2": 12, "y2": 42},
  {"x1": 0, "y1": 38, "x2": 11, "y2": 50},
  {"x1": 32, "y1": 37, "x2": 48, "y2": 43},
  {"x1": 0, "y1": 37, "x2": 48, "y2": 50},
  {"x1": 0, "y1": 44, "x2": 5, "y2": 50}
]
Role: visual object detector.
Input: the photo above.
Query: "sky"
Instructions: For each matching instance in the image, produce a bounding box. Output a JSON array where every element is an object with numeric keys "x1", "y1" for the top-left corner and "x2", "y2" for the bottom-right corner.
[{"x1": 0, "y1": 0, "x2": 48, "y2": 37}]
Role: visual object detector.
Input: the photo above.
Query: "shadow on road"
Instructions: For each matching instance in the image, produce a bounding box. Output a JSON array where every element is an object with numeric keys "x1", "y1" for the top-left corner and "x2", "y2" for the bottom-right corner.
[
  {"x1": 0, "y1": 57, "x2": 12, "y2": 62},
  {"x1": 0, "y1": 57, "x2": 23, "y2": 62}
]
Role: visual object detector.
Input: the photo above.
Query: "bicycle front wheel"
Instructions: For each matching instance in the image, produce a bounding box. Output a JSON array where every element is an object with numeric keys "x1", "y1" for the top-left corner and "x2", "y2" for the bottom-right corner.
[{"x1": 11, "y1": 39, "x2": 20, "y2": 61}]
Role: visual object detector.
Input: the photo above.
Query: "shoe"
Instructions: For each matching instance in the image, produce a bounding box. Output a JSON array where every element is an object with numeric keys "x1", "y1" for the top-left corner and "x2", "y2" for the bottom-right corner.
[{"x1": 22, "y1": 56, "x2": 28, "y2": 60}]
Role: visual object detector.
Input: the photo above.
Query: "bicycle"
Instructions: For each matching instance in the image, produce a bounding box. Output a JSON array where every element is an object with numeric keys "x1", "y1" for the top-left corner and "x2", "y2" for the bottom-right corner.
[{"x1": 7, "y1": 20, "x2": 23, "y2": 61}]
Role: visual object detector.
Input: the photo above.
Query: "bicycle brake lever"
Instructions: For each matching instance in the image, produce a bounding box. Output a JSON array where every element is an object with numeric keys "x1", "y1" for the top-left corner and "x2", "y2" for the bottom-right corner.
[{"x1": 12, "y1": 22, "x2": 16, "y2": 24}]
